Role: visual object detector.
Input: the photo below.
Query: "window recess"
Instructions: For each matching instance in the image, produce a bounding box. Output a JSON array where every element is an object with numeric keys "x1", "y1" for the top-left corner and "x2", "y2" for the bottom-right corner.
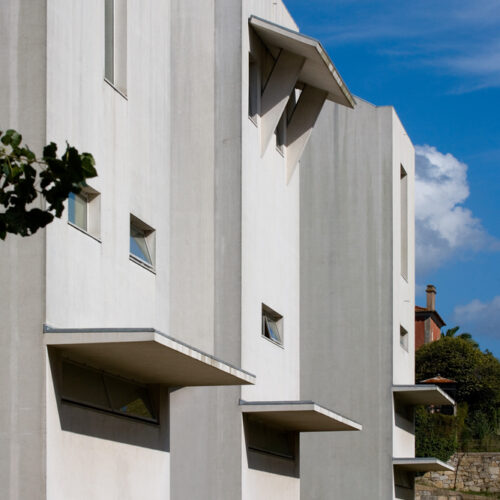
[
  {"x1": 105, "y1": 0, "x2": 127, "y2": 95},
  {"x1": 61, "y1": 360, "x2": 157, "y2": 423},
  {"x1": 68, "y1": 185, "x2": 101, "y2": 240},
  {"x1": 400, "y1": 325, "x2": 409, "y2": 351},
  {"x1": 400, "y1": 165, "x2": 408, "y2": 280},
  {"x1": 262, "y1": 304, "x2": 283, "y2": 346},
  {"x1": 130, "y1": 214, "x2": 155, "y2": 270}
]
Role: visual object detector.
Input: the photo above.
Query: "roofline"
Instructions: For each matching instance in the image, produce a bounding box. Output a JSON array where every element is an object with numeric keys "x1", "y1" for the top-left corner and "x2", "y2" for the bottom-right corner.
[
  {"x1": 249, "y1": 15, "x2": 355, "y2": 108},
  {"x1": 415, "y1": 309, "x2": 446, "y2": 328}
]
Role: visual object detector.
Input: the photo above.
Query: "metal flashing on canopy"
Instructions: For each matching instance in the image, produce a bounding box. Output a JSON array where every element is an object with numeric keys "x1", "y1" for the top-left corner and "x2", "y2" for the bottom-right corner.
[
  {"x1": 240, "y1": 400, "x2": 362, "y2": 432},
  {"x1": 393, "y1": 385, "x2": 456, "y2": 406},
  {"x1": 249, "y1": 15, "x2": 355, "y2": 108},
  {"x1": 43, "y1": 326, "x2": 255, "y2": 387},
  {"x1": 393, "y1": 457, "x2": 454, "y2": 472}
]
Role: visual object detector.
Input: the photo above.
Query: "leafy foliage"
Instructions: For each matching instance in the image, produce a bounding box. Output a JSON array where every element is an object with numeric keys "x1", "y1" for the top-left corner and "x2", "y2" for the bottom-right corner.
[
  {"x1": 415, "y1": 404, "x2": 466, "y2": 461},
  {"x1": 416, "y1": 335, "x2": 500, "y2": 454},
  {"x1": 0, "y1": 129, "x2": 97, "y2": 239},
  {"x1": 443, "y1": 326, "x2": 479, "y2": 348}
]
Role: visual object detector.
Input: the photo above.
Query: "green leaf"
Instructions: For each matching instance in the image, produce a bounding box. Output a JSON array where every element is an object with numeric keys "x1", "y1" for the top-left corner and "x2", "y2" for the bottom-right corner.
[
  {"x1": 1, "y1": 131, "x2": 97, "y2": 240},
  {"x1": 1, "y1": 132, "x2": 11, "y2": 146},
  {"x1": 43, "y1": 142, "x2": 58, "y2": 159},
  {"x1": 10, "y1": 131, "x2": 22, "y2": 147}
]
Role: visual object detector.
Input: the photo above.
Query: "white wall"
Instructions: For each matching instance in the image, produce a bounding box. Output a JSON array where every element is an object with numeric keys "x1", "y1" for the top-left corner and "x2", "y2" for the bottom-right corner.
[
  {"x1": 392, "y1": 109, "x2": 416, "y2": 387},
  {"x1": 45, "y1": 0, "x2": 171, "y2": 333},
  {"x1": 241, "y1": 1, "x2": 301, "y2": 497},
  {"x1": 44, "y1": 1, "x2": 172, "y2": 498}
]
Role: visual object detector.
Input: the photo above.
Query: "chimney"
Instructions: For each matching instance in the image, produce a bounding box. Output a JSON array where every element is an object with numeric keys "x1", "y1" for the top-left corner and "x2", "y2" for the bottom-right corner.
[{"x1": 426, "y1": 285, "x2": 436, "y2": 311}]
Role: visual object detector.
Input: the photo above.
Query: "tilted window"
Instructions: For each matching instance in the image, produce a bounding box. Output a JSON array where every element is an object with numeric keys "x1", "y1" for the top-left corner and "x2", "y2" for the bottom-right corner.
[
  {"x1": 262, "y1": 304, "x2": 283, "y2": 346},
  {"x1": 61, "y1": 360, "x2": 157, "y2": 423},
  {"x1": 130, "y1": 214, "x2": 155, "y2": 269}
]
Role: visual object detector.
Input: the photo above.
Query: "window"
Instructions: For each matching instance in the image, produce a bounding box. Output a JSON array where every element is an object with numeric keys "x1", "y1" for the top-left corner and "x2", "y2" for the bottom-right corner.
[
  {"x1": 68, "y1": 192, "x2": 88, "y2": 231},
  {"x1": 68, "y1": 186, "x2": 101, "y2": 239},
  {"x1": 275, "y1": 111, "x2": 286, "y2": 155},
  {"x1": 61, "y1": 360, "x2": 157, "y2": 423},
  {"x1": 400, "y1": 325, "x2": 409, "y2": 351},
  {"x1": 248, "y1": 57, "x2": 260, "y2": 123},
  {"x1": 400, "y1": 165, "x2": 408, "y2": 280},
  {"x1": 130, "y1": 214, "x2": 155, "y2": 269},
  {"x1": 105, "y1": 0, "x2": 127, "y2": 94},
  {"x1": 262, "y1": 304, "x2": 283, "y2": 345},
  {"x1": 246, "y1": 418, "x2": 296, "y2": 460}
]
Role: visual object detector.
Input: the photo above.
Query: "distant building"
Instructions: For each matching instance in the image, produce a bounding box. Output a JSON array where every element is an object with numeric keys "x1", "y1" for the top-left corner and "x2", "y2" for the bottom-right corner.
[
  {"x1": 420, "y1": 375, "x2": 457, "y2": 401},
  {"x1": 420, "y1": 375, "x2": 457, "y2": 415},
  {"x1": 415, "y1": 285, "x2": 446, "y2": 350}
]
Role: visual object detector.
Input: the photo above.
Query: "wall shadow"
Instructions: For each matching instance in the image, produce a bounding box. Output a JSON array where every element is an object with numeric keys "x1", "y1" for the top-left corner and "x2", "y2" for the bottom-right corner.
[
  {"x1": 48, "y1": 348, "x2": 169, "y2": 452},
  {"x1": 243, "y1": 415, "x2": 300, "y2": 479}
]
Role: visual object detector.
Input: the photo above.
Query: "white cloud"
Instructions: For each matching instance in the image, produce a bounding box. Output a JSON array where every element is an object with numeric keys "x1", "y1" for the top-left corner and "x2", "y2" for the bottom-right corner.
[
  {"x1": 453, "y1": 296, "x2": 500, "y2": 339},
  {"x1": 415, "y1": 145, "x2": 499, "y2": 274}
]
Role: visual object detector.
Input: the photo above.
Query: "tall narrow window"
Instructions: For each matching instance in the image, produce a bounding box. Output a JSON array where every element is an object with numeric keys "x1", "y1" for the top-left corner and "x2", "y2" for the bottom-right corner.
[
  {"x1": 275, "y1": 112, "x2": 286, "y2": 155},
  {"x1": 104, "y1": 0, "x2": 114, "y2": 82},
  {"x1": 105, "y1": 0, "x2": 127, "y2": 94},
  {"x1": 400, "y1": 166, "x2": 408, "y2": 280},
  {"x1": 248, "y1": 57, "x2": 260, "y2": 123}
]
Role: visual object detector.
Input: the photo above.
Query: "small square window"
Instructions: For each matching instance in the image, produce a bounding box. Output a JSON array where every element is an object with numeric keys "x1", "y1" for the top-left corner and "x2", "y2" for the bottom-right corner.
[
  {"x1": 68, "y1": 186, "x2": 101, "y2": 239},
  {"x1": 130, "y1": 215, "x2": 155, "y2": 269},
  {"x1": 68, "y1": 192, "x2": 88, "y2": 231},
  {"x1": 262, "y1": 304, "x2": 283, "y2": 346},
  {"x1": 400, "y1": 325, "x2": 409, "y2": 351}
]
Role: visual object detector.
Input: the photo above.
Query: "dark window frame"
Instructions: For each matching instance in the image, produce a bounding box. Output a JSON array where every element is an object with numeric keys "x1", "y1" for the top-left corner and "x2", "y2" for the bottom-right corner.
[{"x1": 60, "y1": 360, "x2": 158, "y2": 424}]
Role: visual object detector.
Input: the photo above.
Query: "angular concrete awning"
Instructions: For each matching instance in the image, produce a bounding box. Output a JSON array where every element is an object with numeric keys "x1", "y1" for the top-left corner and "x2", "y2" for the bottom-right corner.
[
  {"x1": 393, "y1": 458, "x2": 454, "y2": 472},
  {"x1": 393, "y1": 385, "x2": 455, "y2": 406},
  {"x1": 240, "y1": 400, "x2": 362, "y2": 432},
  {"x1": 43, "y1": 326, "x2": 255, "y2": 387},
  {"x1": 249, "y1": 16, "x2": 354, "y2": 108}
]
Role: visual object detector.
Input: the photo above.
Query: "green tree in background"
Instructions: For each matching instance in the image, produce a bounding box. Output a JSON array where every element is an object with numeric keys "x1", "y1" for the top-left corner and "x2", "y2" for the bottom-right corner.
[
  {"x1": 0, "y1": 129, "x2": 97, "y2": 240},
  {"x1": 416, "y1": 335, "x2": 500, "y2": 457},
  {"x1": 442, "y1": 326, "x2": 479, "y2": 348},
  {"x1": 415, "y1": 404, "x2": 467, "y2": 462}
]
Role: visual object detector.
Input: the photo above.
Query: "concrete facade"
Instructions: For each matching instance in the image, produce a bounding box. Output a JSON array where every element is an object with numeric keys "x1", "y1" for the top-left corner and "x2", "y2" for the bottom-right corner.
[
  {"x1": 299, "y1": 97, "x2": 452, "y2": 500},
  {"x1": 0, "y1": 1, "x2": 445, "y2": 499}
]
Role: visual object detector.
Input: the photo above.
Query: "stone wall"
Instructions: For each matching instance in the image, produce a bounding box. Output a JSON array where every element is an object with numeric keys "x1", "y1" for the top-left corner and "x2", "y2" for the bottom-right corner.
[
  {"x1": 416, "y1": 452, "x2": 500, "y2": 495},
  {"x1": 416, "y1": 483, "x2": 495, "y2": 500}
]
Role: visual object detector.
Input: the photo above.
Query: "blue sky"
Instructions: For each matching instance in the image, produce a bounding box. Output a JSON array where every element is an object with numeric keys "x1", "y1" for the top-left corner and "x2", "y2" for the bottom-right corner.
[{"x1": 285, "y1": 0, "x2": 500, "y2": 356}]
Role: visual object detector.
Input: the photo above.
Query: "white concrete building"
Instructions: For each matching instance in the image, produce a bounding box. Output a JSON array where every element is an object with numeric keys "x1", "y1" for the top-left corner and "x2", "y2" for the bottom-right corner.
[
  {"x1": 299, "y1": 98, "x2": 455, "y2": 499},
  {"x1": 0, "y1": 1, "x2": 452, "y2": 499}
]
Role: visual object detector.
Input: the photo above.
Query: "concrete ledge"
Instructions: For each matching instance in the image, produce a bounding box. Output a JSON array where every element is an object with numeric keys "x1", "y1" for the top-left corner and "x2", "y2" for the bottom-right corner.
[
  {"x1": 240, "y1": 400, "x2": 362, "y2": 432},
  {"x1": 394, "y1": 458, "x2": 455, "y2": 472},
  {"x1": 43, "y1": 326, "x2": 256, "y2": 386},
  {"x1": 249, "y1": 16, "x2": 354, "y2": 107},
  {"x1": 393, "y1": 385, "x2": 456, "y2": 406}
]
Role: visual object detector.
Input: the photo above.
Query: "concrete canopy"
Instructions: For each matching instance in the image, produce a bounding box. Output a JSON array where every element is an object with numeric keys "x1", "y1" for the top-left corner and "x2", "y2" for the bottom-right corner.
[
  {"x1": 393, "y1": 458, "x2": 454, "y2": 472},
  {"x1": 393, "y1": 385, "x2": 456, "y2": 406},
  {"x1": 240, "y1": 400, "x2": 362, "y2": 432},
  {"x1": 43, "y1": 326, "x2": 255, "y2": 386},
  {"x1": 249, "y1": 16, "x2": 354, "y2": 108}
]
